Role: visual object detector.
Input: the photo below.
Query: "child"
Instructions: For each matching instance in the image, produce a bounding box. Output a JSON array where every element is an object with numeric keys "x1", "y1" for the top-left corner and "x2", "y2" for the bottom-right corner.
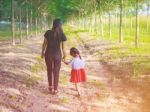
[{"x1": 63, "y1": 47, "x2": 86, "y2": 96}]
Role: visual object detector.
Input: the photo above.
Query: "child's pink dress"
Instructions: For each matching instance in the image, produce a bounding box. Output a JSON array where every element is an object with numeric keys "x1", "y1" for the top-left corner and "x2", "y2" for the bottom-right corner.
[{"x1": 69, "y1": 56, "x2": 86, "y2": 83}]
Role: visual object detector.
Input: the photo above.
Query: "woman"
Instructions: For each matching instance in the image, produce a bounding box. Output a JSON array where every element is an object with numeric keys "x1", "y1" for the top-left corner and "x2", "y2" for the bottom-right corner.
[{"x1": 41, "y1": 19, "x2": 67, "y2": 94}]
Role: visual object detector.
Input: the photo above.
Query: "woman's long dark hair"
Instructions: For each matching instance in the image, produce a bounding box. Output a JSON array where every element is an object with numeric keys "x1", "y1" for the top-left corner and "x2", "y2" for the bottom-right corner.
[
  {"x1": 52, "y1": 19, "x2": 63, "y2": 38},
  {"x1": 70, "y1": 47, "x2": 82, "y2": 59}
]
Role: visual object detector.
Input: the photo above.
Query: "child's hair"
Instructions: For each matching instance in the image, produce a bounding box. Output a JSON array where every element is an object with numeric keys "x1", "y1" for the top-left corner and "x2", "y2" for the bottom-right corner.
[{"x1": 70, "y1": 47, "x2": 82, "y2": 59}]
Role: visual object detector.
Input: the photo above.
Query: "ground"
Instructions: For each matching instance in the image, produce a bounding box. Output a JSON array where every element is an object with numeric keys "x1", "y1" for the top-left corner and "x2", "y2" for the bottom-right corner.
[{"x1": 0, "y1": 30, "x2": 150, "y2": 112}]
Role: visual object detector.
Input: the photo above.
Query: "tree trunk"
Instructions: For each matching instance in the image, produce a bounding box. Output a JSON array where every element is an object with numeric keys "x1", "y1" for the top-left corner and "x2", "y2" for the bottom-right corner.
[
  {"x1": 93, "y1": 0, "x2": 97, "y2": 33},
  {"x1": 116, "y1": 11, "x2": 118, "y2": 28},
  {"x1": 147, "y1": 1, "x2": 149, "y2": 31},
  {"x1": 40, "y1": 12, "x2": 43, "y2": 33},
  {"x1": 26, "y1": 0, "x2": 29, "y2": 39},
  {"x1": 89, "y1": 17, "x2": 92, "y2": 32},
  {"x1": 119, "y1": 0, "x2": 123, "y2": 43},
  {"x1": 81, "y1": 12, "x2": 84, "y2": 28},
  {"x1": 11, "y1": 0, "x2": 15, "y2": 45},
  {"x1": 19, "y1": 1, "x2": 22, "y2": 44},
  {"x1": 130, "y1": 16, "x2": 132, "y2": 30},
  {"x1": 30, "y1": 0, "x2": 32, "y2": 37},
  {"x1": 108, "y1": 11, "x2": 111, "y2": 39},
  {"x1": 136, "y1": 0, "x2": 139, "y2": 48},
  {"x1": 124, "y1": 8, "x2": 126, "y2": 29},
  {"x1": 94, "y1": 11, "x2": 97, "y2": 33},
  {"x1": 35, "y1": 12, "x2": 38, "y2": 37},
  {"x1": 38, "y1": 12, "x2": 41, "y2": 34},
  {"x1": 83, "y1": 14, "x2": 86, "y2": 29},
  {"x1": 78, "y1": 12, "x2": 80, "y2": 28},
  {"x1": 100, "y1": 15, "x2": 104, "y2": 38}
]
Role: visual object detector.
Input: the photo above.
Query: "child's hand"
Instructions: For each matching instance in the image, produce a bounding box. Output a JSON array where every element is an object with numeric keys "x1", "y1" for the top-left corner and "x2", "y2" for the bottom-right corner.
[
  {"x1": 62, "y1": 58, "x2": 65, "y2": 62},
  {"x1": 62, "y1": 59, "x2": 68, "y2": 65}
]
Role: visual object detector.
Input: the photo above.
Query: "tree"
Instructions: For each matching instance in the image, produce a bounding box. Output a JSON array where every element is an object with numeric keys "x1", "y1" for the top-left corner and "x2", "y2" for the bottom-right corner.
[
  {"x1": 136, "y1": 0, "x2": 139, "y2": 48},
  {"x1": 18, "y1": 0, "x2": 23, "y2": 44},
  {"x1": 26, "y1": 0, "x2": 29, "y2": 39},
  {"x1": 146, "y1": 0, "x2": 149, "y2": 31},
  {"x1": 11, "y1": 0, "x2": 15, "y2": 45},
  {"x1": 119, "y1": 0, "x2": 123, "y2": 43},
  {"x1": 30, "y1": 0, "x2": 33, "y2": 37}
]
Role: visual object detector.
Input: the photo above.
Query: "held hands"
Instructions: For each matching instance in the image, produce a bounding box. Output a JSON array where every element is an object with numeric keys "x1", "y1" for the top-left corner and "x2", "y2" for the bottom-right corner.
[
  {"x1": 62, "y1": 53, "x2": 66, "y2": 60},
  {"x1": 62, "y1": 57, "x2": 68, "y2": 65}
]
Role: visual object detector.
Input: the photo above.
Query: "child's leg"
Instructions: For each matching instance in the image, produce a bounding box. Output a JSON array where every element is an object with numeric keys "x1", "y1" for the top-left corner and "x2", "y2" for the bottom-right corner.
[{"x1": 75, "y1": 83, "x2": 80, "y2": 95}]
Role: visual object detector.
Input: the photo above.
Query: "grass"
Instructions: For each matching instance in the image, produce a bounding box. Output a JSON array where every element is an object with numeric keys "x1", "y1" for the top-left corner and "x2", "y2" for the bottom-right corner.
[
  {"x1": 31, "y1": 56, "x2": 45, "y2": 73},
  {"x1": 0, "y1": 31, "x2": 12, "y2": 41},
  {"x1": 60, "y1": 97, "x2": 70, "y2": 104},
  {"x1": 101, "y1": 17, "x2": 149, "y2": 77},
  {"x1": 24, "y1": 56, "x2": 45, "y2": 88},
  {"x1": 0, "y1": 29, "x2": 39, "y2": 41},
  {"x1": 24, "y1": 75, "x2": 39, "y2": 88},
  {"x1": 60, "y1": 74, "x2": 69, "y2": 85},
  {"x1": 89, "y1": 80, "x2": 105, "y2": 90}
]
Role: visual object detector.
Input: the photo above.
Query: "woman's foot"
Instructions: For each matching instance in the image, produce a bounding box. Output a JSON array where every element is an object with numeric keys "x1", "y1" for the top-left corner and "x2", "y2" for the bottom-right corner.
[
  {"x1": 53, "y1": 90, "x2": 58, "y2": 95},
  {"x1": 48, "y1": 86, "x2": 53, "y2": 94}
]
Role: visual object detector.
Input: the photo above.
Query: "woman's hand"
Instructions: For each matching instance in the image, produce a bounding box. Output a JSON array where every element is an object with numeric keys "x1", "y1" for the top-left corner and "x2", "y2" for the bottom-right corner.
[
  {"x1": 62, "y1": 54, "x2": 66, "y2": 60},
  {"x1": 62, "y1": 42, "x2": 66, "y2": 60},
  {"x1": 41, "y1": 52, "x2": 45, "y2": 59},
  {"x1": 41, "y1": 38, "x2": 47, "y2": 59}
]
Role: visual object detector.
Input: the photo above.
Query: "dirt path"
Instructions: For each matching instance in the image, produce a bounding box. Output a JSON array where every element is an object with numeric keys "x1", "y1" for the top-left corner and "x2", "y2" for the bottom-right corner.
[{"x1": 0, "y1": 33, "x2": 149, "y2": 112}]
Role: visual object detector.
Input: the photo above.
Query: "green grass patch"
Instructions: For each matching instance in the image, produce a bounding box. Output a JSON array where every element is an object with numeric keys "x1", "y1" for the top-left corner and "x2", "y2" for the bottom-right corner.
[
  {"x1": 24, "y1": 56, "x2": 45, "y2": 87},
  {"x1": 60, "y1": 97, "x2": 70, "y2": 104},
  {"x1": 24, "y1": 75, "x2": 39, "y2": 88},
  {"x1": 60, "y1": 75, "x2": 68, "y2": 85},
  {"x1": 0, "y1": 30, "x2": 32, "y2": 41},
  {"x1": 31, "y1": 56, "x2": 45, "y2": 73},
  {"x1": 0, "y1": 31, "x2": 11, "y2": 41},
  {"x1": 89, "y1": 80, "x2": 105, "y2": 89}
]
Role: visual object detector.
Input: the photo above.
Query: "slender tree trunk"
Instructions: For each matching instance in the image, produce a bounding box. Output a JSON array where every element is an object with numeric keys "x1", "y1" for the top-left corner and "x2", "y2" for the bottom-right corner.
[
  {"x1": 147, "y1": 1, "x2": 149, "y2": 31},
  {"x1": 130, "y1": 16, "x2": 132, "y2": 30},
  {"x1": 136, "y1": 0, "x2": 139, "y2": 48},
  {"x1": 108, "y1": 11, "x2": 111, "y2": 39},
  {"x1": 40, "y1": 12, "x2": 43, "y2": 33},
  {"x1": 119, "y1": 0, "x2": 123, "y2": 43},
  {"x1": 124, "y1": 8, "x2": 126, "y2": 29},
  {"x1": 11, "y1": 0, "x2": 15, "y2": 45},
  {"x1": 89, "y1": 11, "x2": 93, "y2": 32},
  {"x1": 30, "y1": 0, "x2": 32, "y2": 37},
  {"x1": 78, "y1": 12, "x2": 81, "y2": 29},
  {"x1": 100, "y1": 15, "x2": 104, "y2": 38},
  {"x1": 92, "y1": 0, "x2": 97, "y2": 33},
  {"x1": 116, "y1": 11, "x2": 118, "y2": 28},
  {"x1": 94, "y1": 11, "x2": 97, "y2": 33},
  {"x1": 83, "y1": 14, "x2": 86, "y2": 29},
  {"x1": 35, "y1": 13, "x2": 38, "y2": 37},
  {"x1": 18, "y1": 1, "x2": 22, "y2": 44},
  {"x1": 81, "y1": 12, "x2": 84, "y2": 29},
  {"x1": 26, "y1": 0, "x2": 29, "y2": 39},
  {"x1": 38, "y1": 12, "x2": 41, "y2": 34},
  {"x1": 90, "y1": 16, "x2": 92, "y2": 32}
]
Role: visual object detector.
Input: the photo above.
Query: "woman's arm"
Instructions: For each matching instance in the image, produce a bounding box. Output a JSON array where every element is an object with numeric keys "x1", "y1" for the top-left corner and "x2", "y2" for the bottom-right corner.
[
  {"x1": 41, "y1": 38, "x2": 48, "y2": 58},
  {"x1": 61, "y1": 41, "x2": 66, "y2": 59}
]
